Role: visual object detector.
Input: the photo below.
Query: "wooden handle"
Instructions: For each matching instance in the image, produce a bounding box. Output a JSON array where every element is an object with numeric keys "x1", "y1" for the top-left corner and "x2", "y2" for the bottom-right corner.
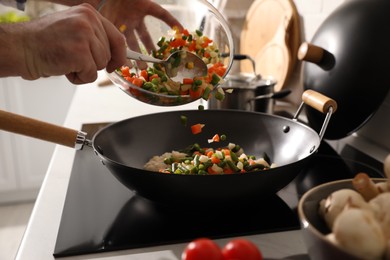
[
  {"x1": 297, "y1": 42, "x2": 324, "y2": 64},
  {"x1": 0, "y1": 109, "x2": 79, "y2": 148},
  {"x1": 302, "y1": 89, "x2": 337, "y2": 114}
]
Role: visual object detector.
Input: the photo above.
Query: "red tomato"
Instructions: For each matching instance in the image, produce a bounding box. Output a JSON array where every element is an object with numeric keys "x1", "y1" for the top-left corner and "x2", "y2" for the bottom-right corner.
[
  {"x1": 222, "y1": 239, "x2": 263, "y2": 260},
  {"x1": 182, "y1": 238, "x2": 224, "y2": 260}
]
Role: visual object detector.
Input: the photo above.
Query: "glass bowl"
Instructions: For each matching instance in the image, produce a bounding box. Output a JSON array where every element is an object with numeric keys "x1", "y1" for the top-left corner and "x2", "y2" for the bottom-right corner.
[{"x1": 105, "y1": 0, "x2": 234, "y2": 106}]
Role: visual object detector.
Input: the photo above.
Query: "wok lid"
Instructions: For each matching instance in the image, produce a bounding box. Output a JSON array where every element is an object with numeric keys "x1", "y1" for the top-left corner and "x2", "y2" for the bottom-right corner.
[{"x1": 299, "y1": 0, "x2": 390, "y2": 139}]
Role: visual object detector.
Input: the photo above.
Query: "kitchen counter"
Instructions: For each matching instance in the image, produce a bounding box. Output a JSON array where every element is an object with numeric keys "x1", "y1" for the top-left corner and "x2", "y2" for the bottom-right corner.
[{"x1": 16, "y1": 72, "x2": 308, "y2": 260}]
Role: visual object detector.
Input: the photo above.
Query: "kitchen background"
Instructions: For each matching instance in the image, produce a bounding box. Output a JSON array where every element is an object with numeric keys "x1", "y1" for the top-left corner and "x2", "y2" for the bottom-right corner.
[{"x1": 0, "y1": 0, "x2": 390, "y2": 257}]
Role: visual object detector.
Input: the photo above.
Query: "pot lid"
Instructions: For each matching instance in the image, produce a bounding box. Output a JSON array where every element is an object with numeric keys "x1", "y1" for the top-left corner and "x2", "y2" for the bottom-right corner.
[{"x1": 299, "y1": 0, "x2": 390, "y2": 140}]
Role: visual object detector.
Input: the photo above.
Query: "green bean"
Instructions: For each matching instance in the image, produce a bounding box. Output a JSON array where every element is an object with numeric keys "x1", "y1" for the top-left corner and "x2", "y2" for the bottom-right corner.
[
  {"x1": 226, "y1": 160, "x2": 240, "y2": 172},
  {"x1": 244, "y1": 164, "x2": 266, "y2": 171}
]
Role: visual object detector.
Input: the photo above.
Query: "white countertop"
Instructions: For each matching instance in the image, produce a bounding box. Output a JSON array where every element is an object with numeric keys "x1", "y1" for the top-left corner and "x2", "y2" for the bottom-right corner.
[{"x1": 16, "y1": 72, "x2": 308, "y2": 260}]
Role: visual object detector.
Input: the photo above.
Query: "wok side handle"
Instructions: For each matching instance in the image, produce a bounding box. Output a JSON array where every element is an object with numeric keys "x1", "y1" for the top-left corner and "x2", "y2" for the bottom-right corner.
[
  {"x1": 0, "y1": 109, "x2": 87, "y2": 150},
  {"x1": 302, "y1": 89, "x2": 337, "y2": 113},
  {"x1": 294, "y1": 89, "x2": 337, "y2": 141}
]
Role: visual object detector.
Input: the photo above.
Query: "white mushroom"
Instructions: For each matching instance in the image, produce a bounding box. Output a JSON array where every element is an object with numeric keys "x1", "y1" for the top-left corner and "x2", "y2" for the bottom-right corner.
[
  {"x1": 319, "y1": 188, "x2": 367, "y2": 229},
  {"x1": 332, "y1": 208, "x2": 386, "y2": 260},
  {"x1": 375, "y1": 181, "x2": 389, "y2": 193},
  {"x1": 352, "y1": 172, "x2": 380, "y2": 201},
  {"x1": 369, "y1": 192, "x2": 390, "y2": 240}
]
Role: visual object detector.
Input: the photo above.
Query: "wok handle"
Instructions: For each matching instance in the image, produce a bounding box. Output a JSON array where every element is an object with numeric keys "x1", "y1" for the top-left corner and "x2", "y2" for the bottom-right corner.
[
  {"x1": 297, "y1": 42, "x2": 324, "y2": 64},
  {"x1": 297, "y1": 89, "x2": 337, "y2": 141},
  {"x1": 0, "y1": 109, "x2": 87, "y2": 149},
  {"x1": 302, "y1": 89, "x2": 337, "y2": 113}
]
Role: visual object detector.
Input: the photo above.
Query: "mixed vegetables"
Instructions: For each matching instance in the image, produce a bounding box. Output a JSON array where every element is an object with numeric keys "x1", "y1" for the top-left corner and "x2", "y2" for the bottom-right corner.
[
  {"x1": 159, "y1": 141, "x2": 274, "y2": 175},
  {"x1": 116, "y1": 27, "x2": 227, "y2": 102}
]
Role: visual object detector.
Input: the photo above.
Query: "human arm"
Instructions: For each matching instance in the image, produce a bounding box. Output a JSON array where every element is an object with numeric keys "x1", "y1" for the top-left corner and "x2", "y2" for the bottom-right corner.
[{"x1": 0, "y1": 4, "x2": 126, "y2": 84}]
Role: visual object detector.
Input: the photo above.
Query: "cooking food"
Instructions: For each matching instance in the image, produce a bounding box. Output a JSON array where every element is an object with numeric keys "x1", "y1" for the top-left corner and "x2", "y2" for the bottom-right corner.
[
  {"x1": 318, "y1": 163, "x2": 390, "y2": 259},
  {"x1": 144, "y1": 142, "x2": 275, "y2": 174},
  {"x1": 117, "y1": 27, "x2": 227, "y2": 101}
]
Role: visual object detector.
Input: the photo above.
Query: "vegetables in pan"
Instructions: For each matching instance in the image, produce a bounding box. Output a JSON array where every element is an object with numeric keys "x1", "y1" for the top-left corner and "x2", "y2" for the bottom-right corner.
[
  {"x1": 144, "y1": 142, "x2": 275, "y2": 175},
  {"x1": 117, "y1": 27, "x2": 227, "y2": 101}
]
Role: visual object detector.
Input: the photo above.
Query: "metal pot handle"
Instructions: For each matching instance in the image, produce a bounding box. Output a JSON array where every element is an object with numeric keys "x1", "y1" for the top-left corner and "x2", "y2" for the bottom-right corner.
[
  {"x1": 294, "y1": 89, "x2": 337, "y2": 141},
  {"x1": 0, "y1": 110, "x2": 90, "y2": 150}
]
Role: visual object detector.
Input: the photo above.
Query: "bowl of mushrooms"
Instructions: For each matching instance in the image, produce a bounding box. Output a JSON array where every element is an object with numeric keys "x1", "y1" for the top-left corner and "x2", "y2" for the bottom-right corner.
[{"x1": 298, "y1": 155, "x2": 390, "y2": 260}]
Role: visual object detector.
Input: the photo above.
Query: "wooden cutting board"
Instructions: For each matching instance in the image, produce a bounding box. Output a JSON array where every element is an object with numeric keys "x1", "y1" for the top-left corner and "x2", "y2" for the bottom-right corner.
[{"x1": 240, "y1": 0, "x2": 301, "y2": 91}]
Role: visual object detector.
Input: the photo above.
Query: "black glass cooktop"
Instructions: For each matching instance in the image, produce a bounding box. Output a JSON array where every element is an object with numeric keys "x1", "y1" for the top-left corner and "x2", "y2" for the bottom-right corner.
[{"x1": 53, "y1": 123, "x2": 384, "y2": 258}]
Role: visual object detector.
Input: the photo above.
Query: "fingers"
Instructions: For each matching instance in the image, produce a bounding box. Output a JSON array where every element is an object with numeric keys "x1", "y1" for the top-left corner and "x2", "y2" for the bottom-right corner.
[
  {"x1": 99, "y1": 14, "x2": 126, "y2": 73},
  {"x1": 125, "y1": 29, "x2": 148, "y2": 69},
  {"x1": 135, "y1": 21, "x2": 155, "y2": 53},
  {"x1": 67, "y1": 5, "x2": 125, "y2": 83},
  {"x1": 54, "y1": 5, "x2": 125, "y2": 84},
  {"x1": 147, "y1": 2, "x2": 183, "y2": 31}
]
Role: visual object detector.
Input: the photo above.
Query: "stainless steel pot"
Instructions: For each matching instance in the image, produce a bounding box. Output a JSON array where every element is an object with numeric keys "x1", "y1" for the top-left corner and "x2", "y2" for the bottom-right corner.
[
  {"x1": 209, "y1": 73, "x2": 277, "y2": 113},
  {"x1": 209, "y1": 54, "x2": 289, "y2": 113}
]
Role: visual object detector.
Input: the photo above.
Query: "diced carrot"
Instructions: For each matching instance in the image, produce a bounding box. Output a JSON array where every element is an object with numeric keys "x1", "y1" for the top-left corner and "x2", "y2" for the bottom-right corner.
[
  {"x1": 188, "y1": 40, "x2": 197, "y2": 52},
  {"x1": 149, "y1": 74, "x2": 159, "y2": 81},
  {"x1": 183, "y1": 78, "x2": 194, "y2": 85},
  {"x1": 222, "y1": 149, "x2": 230, "y2": 156},
  {"x1": 124, "y1": 76, "x2": 134, "y2": 83},
  {"x1": 140, "y1": 70, "x2": 148, "y2": 81},
  {"x1": 121, "y1": 66, "x2": 131, "y2": 77},
  {"x1": 201, "y1": 37, "x2": 213, "y2": 48},
  {"x1": 223, "y1": 167, "x2": 234, "y2": 174},
  {"x1": 182, "y1": 29, "x2": 190, "y2": 36},
  {"x1": 208, "y1": 134, "x2": 221, "y2": 143},
  {"x1": 208, "y1": 62, "x2": 226, "y2": 77},
  {"x1": 189, "y1": 87, "x2": 203, "y2": 99},
  {"x1": 170, "y1": 38, "x2": 186, "y2": 48},
  {"x1": 193, "y1": 151, "x2": 202, "y2": 156},
  {"x1": 212, "y1": 134, "x2": 220, "y2": 142},
  {"x1": 211, "y1": 155, "x2": 220, "y2": 164},
  {"x1": 206, "y1": 150, "x2": 214, "y2": 158},
  {"x1": 180, "y1": 89, "x2": 189, "y2": 95},
  {"x1": 191, "y1": 123, "x2": 204, "y2": 134},
  {"x1": 207, "y1": 167, "x2": 217, "y2": 174},
  {"x1": 132, "y1": 77, "x2": 144, "y2": 87}
]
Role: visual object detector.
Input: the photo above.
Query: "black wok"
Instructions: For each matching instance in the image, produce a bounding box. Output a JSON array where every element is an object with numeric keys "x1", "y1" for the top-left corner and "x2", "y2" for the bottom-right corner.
[{"x1": 0, "y1": 90, "x2": 336, "y2": 205}]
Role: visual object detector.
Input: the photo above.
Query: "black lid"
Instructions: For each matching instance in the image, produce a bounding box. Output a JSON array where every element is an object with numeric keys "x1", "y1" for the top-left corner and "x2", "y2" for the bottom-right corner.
[{"x1": 302, "y1": 0, "x2": 390, "y2": 139}]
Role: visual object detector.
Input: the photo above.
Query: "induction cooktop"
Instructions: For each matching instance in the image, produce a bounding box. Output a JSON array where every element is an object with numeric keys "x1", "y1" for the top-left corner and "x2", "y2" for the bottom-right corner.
[{"x1": 53, "y1": 122, "x2": 384, "y2": 258}]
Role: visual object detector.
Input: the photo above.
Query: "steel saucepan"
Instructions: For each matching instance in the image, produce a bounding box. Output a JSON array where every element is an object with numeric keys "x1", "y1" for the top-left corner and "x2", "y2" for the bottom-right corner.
[
  {"x1": 0, "y1": 90, "x2": 336, "y2": 205},
  {"x1": 209, "y1": 54, "x2": 290, "y2": 113}
]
